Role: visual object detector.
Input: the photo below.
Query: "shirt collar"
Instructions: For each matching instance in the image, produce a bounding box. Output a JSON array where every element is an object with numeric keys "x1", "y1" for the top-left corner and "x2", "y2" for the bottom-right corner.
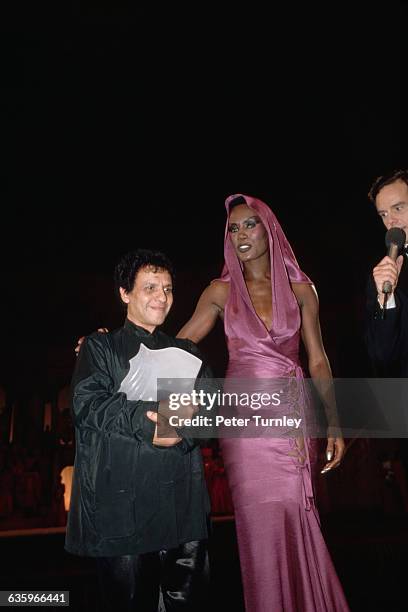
[{"x1": 124, "y1": 318, "x2": 157, "y2": 337}]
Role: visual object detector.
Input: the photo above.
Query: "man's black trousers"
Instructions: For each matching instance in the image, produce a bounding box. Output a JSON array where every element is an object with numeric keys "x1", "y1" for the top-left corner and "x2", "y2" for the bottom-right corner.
[{"x1": 96, "y1": 540, "x2": 209, "y2": 611}]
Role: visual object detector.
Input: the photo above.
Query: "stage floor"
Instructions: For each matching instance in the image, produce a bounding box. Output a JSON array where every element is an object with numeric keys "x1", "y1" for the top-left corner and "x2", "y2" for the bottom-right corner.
[{"x1": 1, "y1": 513, "x2": 408, "y2": 611}]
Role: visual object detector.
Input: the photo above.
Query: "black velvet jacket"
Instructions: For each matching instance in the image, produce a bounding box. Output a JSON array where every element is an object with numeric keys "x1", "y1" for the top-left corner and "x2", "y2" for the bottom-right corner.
[{"x1": 65, "y1": 320, "x2": 211, "y2": 557}]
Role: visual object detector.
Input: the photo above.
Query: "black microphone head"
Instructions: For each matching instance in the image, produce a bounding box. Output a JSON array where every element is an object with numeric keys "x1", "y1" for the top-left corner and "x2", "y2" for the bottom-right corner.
[{"x1": 385, "y1": 227, "x2": 406, "y2": 252}]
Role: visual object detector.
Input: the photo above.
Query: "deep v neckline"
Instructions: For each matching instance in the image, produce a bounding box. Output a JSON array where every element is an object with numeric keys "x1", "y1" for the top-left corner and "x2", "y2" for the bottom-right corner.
[{"x1": 242, "y1": 274, "x2": 274, "y2": 335}]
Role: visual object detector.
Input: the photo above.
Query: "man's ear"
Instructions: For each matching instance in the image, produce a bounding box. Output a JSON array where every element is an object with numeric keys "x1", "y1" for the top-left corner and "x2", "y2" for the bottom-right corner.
[{"x1": 119, "y1": 287, "x2": 130, "y2": 304}]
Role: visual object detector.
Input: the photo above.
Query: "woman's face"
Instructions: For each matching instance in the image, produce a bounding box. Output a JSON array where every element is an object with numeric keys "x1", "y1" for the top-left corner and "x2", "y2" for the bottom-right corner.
[{"x1": 228, "y1": 204, "x2": 269, "y2": 263}]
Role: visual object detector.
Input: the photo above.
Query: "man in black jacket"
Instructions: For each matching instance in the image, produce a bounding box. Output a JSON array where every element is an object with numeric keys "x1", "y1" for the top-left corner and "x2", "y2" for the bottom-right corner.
[
  {"x1": 365, "y1": 170, "x2": 408, "y2": 496},
  {"x1": 366, "y1": 169, "x2": 408, "y2": 376},
  {"x1": 66, "y1": 249, "x2": 211, "y2": 611}
]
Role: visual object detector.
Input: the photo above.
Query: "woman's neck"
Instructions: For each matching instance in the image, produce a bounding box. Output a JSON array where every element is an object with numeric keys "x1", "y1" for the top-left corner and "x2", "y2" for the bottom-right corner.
[{"x1": 243, "y1": 253, "x2": 271, "y2": 282}]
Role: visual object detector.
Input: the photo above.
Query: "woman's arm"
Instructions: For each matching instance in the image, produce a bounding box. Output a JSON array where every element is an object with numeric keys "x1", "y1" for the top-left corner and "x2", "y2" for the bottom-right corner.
[
  {"x1": 292, "y1": 282, "x2": 345, "y2": 473},
  {"x1": 177, "y1": 281, "x2": 229, "y2": 343}
]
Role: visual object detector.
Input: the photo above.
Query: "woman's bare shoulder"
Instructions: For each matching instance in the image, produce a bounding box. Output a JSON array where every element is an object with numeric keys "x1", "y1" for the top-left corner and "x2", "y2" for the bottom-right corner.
[
  {"x1": 207, "y1": 279, "x2": 229, "y2": 309},
  {"x1": 291, "y1": 281, "x2": 318, "y2": 309}
]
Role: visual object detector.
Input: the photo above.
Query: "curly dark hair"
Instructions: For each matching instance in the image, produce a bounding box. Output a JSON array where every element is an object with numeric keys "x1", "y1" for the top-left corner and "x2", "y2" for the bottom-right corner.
[
  {"x1": 368, "y1": 169, "x2": 408, "y2": 203},
  {"x1": 114, "y1": 249, "x2": 175, "y2": 294}
]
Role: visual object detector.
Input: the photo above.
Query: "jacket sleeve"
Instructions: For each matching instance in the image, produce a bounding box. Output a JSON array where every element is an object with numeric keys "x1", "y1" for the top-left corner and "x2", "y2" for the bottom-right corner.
[
  {"x1": 71, "y1": 335, "x2": 157, "y2": 441},
  {"x1": 365, "y1": 274, "x2": 408, "y2": 375}
]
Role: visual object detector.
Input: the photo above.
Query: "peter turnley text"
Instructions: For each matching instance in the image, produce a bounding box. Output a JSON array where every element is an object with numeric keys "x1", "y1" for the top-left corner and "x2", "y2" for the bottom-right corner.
[{"x1": 168, "y1": 415, "x2": 302, "y2": 429}]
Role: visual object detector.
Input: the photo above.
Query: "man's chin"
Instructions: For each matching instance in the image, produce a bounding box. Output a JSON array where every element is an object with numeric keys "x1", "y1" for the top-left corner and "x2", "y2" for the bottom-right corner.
[{"x1": 150, "y1": 313, "x2": 168, "y2": 326}]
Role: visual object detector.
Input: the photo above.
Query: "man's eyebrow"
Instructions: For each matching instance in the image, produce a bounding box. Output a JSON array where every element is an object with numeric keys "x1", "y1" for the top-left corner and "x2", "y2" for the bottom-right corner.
[
  {"x1": 377, "y1": 202, "x2": 407, "y2": 214},
  {"x1": 144, "y1": 281, "x2": 173, "y2": 287}
]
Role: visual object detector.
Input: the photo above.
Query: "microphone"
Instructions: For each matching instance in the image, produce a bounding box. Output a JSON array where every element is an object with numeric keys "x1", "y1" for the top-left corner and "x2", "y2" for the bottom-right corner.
[{"x1": 383, "y1": 227, "x2": 406, "y2": 294}]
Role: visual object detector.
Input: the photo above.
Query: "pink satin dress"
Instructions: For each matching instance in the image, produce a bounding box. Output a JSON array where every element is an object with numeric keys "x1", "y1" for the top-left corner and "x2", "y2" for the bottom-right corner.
[{"x1": 219, "y1": 194, "x2": 349, "y2": 612}]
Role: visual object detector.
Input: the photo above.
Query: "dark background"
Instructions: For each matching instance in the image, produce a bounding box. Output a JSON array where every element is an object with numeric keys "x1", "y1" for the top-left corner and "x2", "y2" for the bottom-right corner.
[{"x1": 1, "y1": 3, "x2": 408, "y2": 397}]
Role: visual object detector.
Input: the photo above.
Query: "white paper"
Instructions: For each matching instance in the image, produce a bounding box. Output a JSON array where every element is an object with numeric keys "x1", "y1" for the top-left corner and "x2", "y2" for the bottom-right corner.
[{"x1": 118, "y1": 344, "x2": 202, "y2": 401}]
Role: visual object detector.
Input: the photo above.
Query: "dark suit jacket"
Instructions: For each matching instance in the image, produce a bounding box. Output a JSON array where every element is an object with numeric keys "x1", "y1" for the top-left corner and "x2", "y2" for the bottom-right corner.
[{"x1": 366, "y1": 255, "x2": 408, "y2": 377}]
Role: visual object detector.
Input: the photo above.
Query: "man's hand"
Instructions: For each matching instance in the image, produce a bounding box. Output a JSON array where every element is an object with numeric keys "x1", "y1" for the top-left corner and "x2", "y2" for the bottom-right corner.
[
  {"x1": 158, "y1": 397, "x2": 199, "y2": 423},
  {"x1": 75, "y1": 328, "x2": 109, "y2": 355},
  {"x1": 373, "y1": 255, "x2": 403, "y2": 306},
  {"x1": 145, "y1": 396, "x2": 200, "y2": 447},
  {"x1": 146, "y1": 411, "x2": 182, "y2": 447},
  {"x1": 320, "y1": 436, "x2": 346, "y2": 474}
]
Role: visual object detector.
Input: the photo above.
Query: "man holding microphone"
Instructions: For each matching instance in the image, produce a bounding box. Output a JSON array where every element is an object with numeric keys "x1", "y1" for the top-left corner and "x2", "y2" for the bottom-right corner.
[{"x1": 366, "y1": 169, "x2": 408, "y2": 376}]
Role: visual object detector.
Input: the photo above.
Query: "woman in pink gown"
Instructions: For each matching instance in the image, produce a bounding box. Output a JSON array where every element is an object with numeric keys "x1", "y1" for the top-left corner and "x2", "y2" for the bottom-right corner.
[{"x1": 178, "y1": 194, "x2": 349, "y2": 611}]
